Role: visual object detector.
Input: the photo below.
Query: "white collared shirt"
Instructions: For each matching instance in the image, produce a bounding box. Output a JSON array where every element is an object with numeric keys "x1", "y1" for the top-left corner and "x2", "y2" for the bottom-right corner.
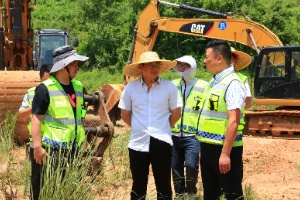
[
  {"x1": 212, "y1": 66, "x2": 246, "y2": 110},
  {"x1": 118, "y1": 77, "x2": 182, "y2": 152}
]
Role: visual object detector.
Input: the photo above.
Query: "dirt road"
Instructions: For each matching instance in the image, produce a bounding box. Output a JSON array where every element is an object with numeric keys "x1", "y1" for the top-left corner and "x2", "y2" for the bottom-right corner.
[{"x1": 242, "y1": 135, "x2": 300, "y2": 200}]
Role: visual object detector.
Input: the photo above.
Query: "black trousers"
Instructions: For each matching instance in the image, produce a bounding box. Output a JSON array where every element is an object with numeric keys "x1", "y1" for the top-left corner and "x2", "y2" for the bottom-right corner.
[
  {"x1": 129, "y1": 136, "x2": 173, "y2": 200},
  {"x1": 30, "y1": 148, "x2": 42, "y2": 200},
  {"x1": 29, "y1": 146, "x2": 76, "y2": 200},
  {"x1": 200, "y1": 142, "x2": 244, "y2": 200}
]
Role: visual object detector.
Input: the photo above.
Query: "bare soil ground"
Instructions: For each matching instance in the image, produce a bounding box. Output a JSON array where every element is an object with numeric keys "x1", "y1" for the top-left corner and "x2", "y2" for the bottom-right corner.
[
  {"x1": 2, "y1": 123, "x2": 300, "y2": 199},
  {"x1": 111, "y1": 122, "x2": 300, "y2": 200},
  {"x1": 242, "y1": 134, "x2": 300, "y2": 200}
]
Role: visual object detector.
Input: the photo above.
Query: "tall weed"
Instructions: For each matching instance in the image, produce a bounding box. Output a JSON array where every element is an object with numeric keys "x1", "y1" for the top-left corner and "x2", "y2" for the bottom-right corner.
[
  {"x1": 37, "y1": 141, "x2": 101, "y2": 200},
  {"x1": 0, "y1": 112, "x2": 17, "y2": 163}
]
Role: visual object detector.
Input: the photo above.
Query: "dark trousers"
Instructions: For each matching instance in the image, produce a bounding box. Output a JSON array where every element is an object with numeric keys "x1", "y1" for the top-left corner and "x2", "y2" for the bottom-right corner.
[
  {"x1": 129, "y1": 136, "x2": 173, "y2": 200},
  {"x1": 200, "y1": 142, "x2": 244, "y2": 200},
  {"x1": 29, "y1": 146, "x2": 76, "y2": 200},
  {"x1": 30, "y1": 148, "x2": 42, "y2": 200},
  {"x1": 172, "y1": 135, "x2": 200, "y2": 195}
]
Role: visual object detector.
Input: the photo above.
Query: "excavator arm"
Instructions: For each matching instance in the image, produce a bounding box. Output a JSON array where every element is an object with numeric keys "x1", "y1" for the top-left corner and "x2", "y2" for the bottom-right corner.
[
  {"x1": 128, "y1": 0, "x2": 283, "y2": 64},
  {"x1": 126, "y1": 0, "x2": 300, "y2": 136}
]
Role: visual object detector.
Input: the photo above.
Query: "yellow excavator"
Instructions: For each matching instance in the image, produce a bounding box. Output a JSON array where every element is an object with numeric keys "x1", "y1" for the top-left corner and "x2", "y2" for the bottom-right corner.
[
  {"x1": 126, "y1": 0, "x2": 300, "y2": 136},
  {"x1": 0, "y1": 0, "x2": 117, "y2": 172},
  {"x1": 0, "y1": 0, "x2": 82, "y2": 142}
]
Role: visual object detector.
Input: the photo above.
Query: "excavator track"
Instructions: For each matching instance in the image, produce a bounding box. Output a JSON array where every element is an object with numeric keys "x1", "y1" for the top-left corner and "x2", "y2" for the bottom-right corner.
[
  {"x1": 245, "y1": 110, "x2": 300, "y2": 137},
  {"x1": 0, "y1": 71, "x2": 40, "y2": 144}
]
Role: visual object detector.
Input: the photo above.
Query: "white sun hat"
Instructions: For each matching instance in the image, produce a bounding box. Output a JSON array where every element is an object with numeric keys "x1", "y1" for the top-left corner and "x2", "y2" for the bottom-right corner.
[
  {"x1": 173, "y1": 55, "x2": 197, "y2": 72},
  {"x1": 50, "y1": 45, "x2": 89, "y2": 73}
]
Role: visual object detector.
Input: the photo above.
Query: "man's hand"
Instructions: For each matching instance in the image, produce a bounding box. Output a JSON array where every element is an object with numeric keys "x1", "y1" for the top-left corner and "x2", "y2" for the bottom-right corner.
[
  {"x1": 34, "y1": 146, "x2": 46, "y2": 165},
  {"x1": 219, "y1": 152, "x2": 231, "y2": 174}
]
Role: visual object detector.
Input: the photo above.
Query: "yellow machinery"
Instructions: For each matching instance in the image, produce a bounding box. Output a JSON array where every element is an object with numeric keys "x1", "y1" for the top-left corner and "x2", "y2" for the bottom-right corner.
[
  {"x1": 126, "y1": 0, "x2": 300, "y2": 136},
  {"x1": 0, "y1": 1, "x2": 119, "y2": 171}
]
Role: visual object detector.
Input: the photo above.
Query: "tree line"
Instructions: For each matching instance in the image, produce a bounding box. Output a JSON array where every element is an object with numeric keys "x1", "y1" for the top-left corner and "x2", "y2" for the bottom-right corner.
[{"x1": 32, "y1": 0, "x2": 300, "y2": 72}]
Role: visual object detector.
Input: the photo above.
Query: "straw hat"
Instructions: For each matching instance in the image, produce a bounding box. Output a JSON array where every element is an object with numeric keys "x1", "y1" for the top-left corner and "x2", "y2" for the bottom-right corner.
[
  {"x1": 50, "y1": 45, "x2": 89, "y2": 73},
  {"x1": 123, "y1": 51, "x2": 177, "y2": 77},
  {"x1": 231, "y1": 47, "x2": 252, "y2": 71}
]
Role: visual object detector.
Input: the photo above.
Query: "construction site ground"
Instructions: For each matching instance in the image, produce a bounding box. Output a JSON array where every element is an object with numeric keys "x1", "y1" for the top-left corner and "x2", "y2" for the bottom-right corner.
[
  {"x1": 1, "y1": 122, "x2": 300, "y2": 199},
  {"x1": 241, "y1": 134, "x2": 300, "y2": 199},
  {"x1": 105, "y1": 122, "x2": 300, "y2": 200}
]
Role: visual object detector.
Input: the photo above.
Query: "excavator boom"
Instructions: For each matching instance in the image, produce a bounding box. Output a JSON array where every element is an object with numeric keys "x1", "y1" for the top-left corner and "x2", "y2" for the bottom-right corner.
[
  {"x1": 129, "y1": 0, "x2": 283, "y2": 64},
  {"x1": 127, "y1": 0, "x2": 300, "y2": 137}
]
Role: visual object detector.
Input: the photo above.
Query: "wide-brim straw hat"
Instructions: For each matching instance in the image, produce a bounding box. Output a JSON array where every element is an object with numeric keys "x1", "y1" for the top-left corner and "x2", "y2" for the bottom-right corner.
[
  {"x1": 231, "y1": 47, "x2": 252, "y2": 71},
  {"x1": 50, "y1": 45, "x2": 89, "y2": 73},
  {"x1": 123, "y1": 51, "x2": 177, "y2": 77}
]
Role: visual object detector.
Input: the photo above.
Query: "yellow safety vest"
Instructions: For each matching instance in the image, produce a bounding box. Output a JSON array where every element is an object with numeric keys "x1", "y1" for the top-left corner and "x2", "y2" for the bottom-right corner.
[
  {"x1": 237, "y1": 72, "x2": 248, "y2": 126},
  {"x1": 171, "y1": 79, "x2": 208, "y2": 134},
  {"x1": 237, "y1": 72, "x2": 247, "y2": 84},
  {"x1": 27, "y1": 87, "x2": 36, "y2": 142},
  {"x1": 196, "y1": 73, "x2": 244, "y2": 147},
  {"x1": 41, "y1": 76, "x2": 86, "y2": 149}
]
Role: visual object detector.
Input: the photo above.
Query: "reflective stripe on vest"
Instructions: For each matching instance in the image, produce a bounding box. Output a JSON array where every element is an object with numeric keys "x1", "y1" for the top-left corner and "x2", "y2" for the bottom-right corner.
[
  {"x1": 196, "y1": 73, "x2": 244, "y2": 147},
  {"x1": 41, "y1": 76, "x2": 85, "y2": 149},
  {"x1": 171, "y1": 79, "x2": 208, "y2": 134}
]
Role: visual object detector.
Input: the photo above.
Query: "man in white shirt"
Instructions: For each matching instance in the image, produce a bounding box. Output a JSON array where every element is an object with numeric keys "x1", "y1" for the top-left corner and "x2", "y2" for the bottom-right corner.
[
  {"x1": 197, "y1": 40, "x2": 246, "y2": 200},
  {"x1": 119, "y1": 51, "x2": 182, "y2": 200}
]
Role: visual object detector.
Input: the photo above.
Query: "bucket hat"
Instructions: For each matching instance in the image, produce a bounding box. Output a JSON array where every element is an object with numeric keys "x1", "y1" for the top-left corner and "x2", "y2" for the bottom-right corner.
[
  {"x1": 123, "y1": 51, "x2": 177, "y2": 77},
  {"x1": 231, "y1": 47, "x2": 252, "y2": 71},
  {"x1": 50, "y1": 45, "x2": 89, "y2": 73}
]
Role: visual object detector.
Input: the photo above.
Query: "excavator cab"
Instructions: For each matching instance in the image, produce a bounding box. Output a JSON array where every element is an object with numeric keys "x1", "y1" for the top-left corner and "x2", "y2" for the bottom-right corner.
[
  {"x1": 254, "y1": 46, "x2": 300, "y2": 105},
  {"x1": 34, "y1": 29, "x2": 72, "y2": 69}
]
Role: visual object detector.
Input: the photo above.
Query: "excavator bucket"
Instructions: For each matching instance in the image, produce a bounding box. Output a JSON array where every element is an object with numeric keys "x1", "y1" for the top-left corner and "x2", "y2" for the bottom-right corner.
[
  {"x1": 0, "y1": 71, "x2": 40, "y2": 143},
  {"x1": 81, "y1": 83, "x2": 123, "y2": 175},
  {"x1": 100, "y1": 83, "x2": 124, "y2": 124}
]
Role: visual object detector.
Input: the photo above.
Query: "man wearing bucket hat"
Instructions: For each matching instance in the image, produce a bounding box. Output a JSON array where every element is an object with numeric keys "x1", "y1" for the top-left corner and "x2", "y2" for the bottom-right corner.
[
  {"x1": 197, "y1": 40, "x2": 246, "y2": 200},
  {"x1": 31, "y1": 45, "x2": 88, "y2": 200},
  {"x1": 231, "y1": 47, "x2": 252, "y2": 109},
  {"x1": 119, "y1": 51, "x2": 182, "y2": 200},
  {"x1": 171, "y1": 55, "x2": 208, "y2": 200}
]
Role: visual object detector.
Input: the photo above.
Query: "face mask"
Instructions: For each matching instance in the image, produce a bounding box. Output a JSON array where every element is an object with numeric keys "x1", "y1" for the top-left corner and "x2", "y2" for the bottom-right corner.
[{"x1": 179, "y1": 68, "x2": 192, "y2": 77}]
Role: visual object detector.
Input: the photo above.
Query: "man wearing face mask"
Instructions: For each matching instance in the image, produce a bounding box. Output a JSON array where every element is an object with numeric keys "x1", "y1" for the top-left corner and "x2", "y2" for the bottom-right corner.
[{"x1": 171, "y1": 55, "x2": 208, "y2": 200}]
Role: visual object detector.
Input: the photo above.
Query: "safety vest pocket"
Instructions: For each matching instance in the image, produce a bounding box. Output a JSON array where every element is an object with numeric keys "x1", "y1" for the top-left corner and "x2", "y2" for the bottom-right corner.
[
  {"x1": 202, "y1": 119, "x2": 225, "y2": 135},
  {"x1": 43, "y1": 124, "x2": 73, "y2": 143}
]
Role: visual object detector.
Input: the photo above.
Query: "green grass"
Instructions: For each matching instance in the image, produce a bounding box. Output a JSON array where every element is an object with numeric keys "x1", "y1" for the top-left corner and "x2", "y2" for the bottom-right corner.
[
  {"x1": 0, "y1": 112, "x2": 17, "y2": 163},
  {"x1": 77, "y1": 66, "x2": 212, "y2": 93},
  {"x1": 295, "y1": 162, "x2": 300, "y2": 171},
  {"x1": 0, "y1": 68, "x2": 267, "y2": 199},
  {"x1": 77, "y1": 67, "x2": 124, "y2": 93}
]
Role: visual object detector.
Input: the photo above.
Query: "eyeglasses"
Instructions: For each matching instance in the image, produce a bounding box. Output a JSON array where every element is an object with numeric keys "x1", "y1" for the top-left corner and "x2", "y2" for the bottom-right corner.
[{"x1": 177, "y1": 62, "x2": 190, "y2": 69}]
